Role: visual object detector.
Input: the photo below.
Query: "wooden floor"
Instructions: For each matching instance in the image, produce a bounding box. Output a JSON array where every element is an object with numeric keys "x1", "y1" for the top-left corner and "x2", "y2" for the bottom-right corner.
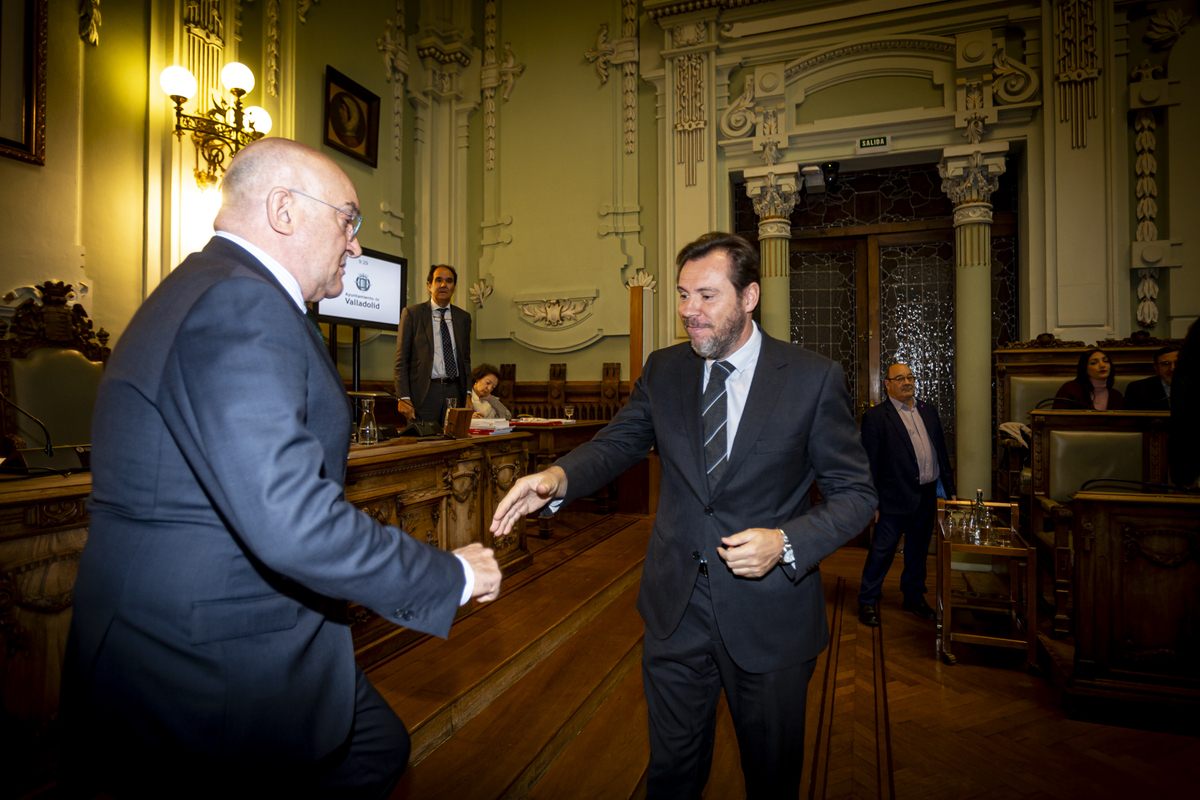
[{"x1": 371, "y1": 510, "x2": 1200, "y2": 799}]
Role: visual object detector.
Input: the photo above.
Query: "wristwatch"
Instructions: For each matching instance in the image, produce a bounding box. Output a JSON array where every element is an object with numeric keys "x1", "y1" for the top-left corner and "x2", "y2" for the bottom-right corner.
[{"x1": 778, "y1": 529, "x2": 795, "y2": 565}]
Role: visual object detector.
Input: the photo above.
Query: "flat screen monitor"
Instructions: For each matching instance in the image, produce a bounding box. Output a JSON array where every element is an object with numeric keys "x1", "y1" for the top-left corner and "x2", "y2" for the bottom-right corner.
[{"x1": 313, "y1": 247, "x2": 407, "y2": 331}]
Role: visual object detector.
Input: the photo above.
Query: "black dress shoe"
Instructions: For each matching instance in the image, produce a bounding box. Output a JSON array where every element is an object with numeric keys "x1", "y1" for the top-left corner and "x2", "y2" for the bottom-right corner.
[
  {"x1": 858, "y1": 603, "x2": 880, "y2": 627},
  {"x1": 902, "y1": 596, "x2": 936, "y2": 621}
]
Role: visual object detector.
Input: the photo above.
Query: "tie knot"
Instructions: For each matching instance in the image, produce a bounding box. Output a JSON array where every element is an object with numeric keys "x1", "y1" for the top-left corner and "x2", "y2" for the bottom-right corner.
[
  {"x1": 710, "y1": 361, "x2": 734, "y2": 383},
  {"x1": 439, "y1": 308, "x2": 448, "y2": 318}
]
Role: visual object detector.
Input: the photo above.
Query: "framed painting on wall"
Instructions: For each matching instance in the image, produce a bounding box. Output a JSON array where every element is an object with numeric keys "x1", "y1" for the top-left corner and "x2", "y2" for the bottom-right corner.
[
  {"x1": 323, "y1": 66, "x2": 380, "y2": 168},
  {"x1": 0, "y1": 0, "x2": 48, "y2": 165}
]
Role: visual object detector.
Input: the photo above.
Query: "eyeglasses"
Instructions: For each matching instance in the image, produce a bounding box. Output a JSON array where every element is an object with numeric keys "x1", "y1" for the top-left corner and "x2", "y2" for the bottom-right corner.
[
  {"x1": 288, "y1": 189, "x2": 362, "y2": 239},
  {"x1": 885, "y1": 375, "x2": 915, "y2": 383}
]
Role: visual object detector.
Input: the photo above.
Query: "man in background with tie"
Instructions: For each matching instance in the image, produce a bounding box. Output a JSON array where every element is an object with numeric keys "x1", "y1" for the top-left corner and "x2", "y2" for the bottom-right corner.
[
  {"x1": 491, "y1": 233, "x2": 876, "y2": 799},
  {"x1": 857, "y1": 363, "x2": 955, "y2": 627},
  {"x1": 394, "y1": 265, "x2": 471, "y2": 424}
]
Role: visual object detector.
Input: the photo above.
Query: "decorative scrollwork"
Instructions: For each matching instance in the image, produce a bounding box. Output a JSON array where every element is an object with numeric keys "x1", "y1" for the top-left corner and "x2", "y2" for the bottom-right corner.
[
  {"x1": 1, "y1": 549, "x2": 83, "y2": 657},
  {"x1": 27, "y1": 499, "x2": 88, "y2": 529},
  {"x1": 992, "y1": 47, "x2": 1039, "y2": 104},
  {"x1": 586, "y1": 23, "x2": 615, "y2": 84},
  {"x1": 1004, "y1": 333, "x2": 1087, "y2": 349},
  {"x1": 491, "y1": 461, "x2": 520, "y2": 492},
  {"x1": 719, "y1": 76, "x2": 755, "y2": 139},
  {"x1": 469, "y1": 281, "x2": 493, "y2": 309},
  {"x1": 520, "y1": 299, "x2": 591, "y2": 328},
  {"x1": 2, "y1": 281, "x2": 110, "y2": 361},
  {"x1": 1122, "y1": 526, "x2": 1199, "y2": 568},
  {"x1": 444, "y1": 465, "x2": 480, "y2": 505}
]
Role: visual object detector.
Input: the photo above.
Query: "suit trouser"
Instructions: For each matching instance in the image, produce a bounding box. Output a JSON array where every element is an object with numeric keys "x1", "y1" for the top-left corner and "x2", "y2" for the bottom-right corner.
[
  {"x1": 642, "y1": 570, "x2": 817, "y2": 800},
  {"x1": 59, "y1": 661, "x2": 406, "y2": 799},
  {"x1": 857, "y1": 480, "x2": 937, "y2": 605},
  {"x1": 417, "y1": 380, "x2": 465, "y2": 425}
]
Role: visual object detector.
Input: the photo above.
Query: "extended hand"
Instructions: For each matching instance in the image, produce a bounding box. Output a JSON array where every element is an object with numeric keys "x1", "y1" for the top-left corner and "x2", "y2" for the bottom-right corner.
[
  {"x1": 716, "y1": 528, "x2": 785, "y2": 578},
  {"x1": 397, "y1": 399, "x2": 415, "y2": 420},
  {"x1": 490, "y1": 467, "x2": 567, "y2": 537},
  {"x1": 454, "y1": 542, "x2": 502, "y2": 602}
]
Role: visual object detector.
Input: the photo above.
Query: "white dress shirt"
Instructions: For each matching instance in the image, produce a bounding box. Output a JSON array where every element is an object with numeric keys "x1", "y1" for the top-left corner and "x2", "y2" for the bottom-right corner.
[
  {"x1": 213, "y1": 232, "x2": 475, "y2": 604},
  {"x1": 888, "y1": 396, "x2": 939, "y2": 486},
  {"x1": 429, "y1": 300, "x2": 460, "y2": 380},
  {"x1": 701, "y1": 322, "x2": 763, "y2": 461}
]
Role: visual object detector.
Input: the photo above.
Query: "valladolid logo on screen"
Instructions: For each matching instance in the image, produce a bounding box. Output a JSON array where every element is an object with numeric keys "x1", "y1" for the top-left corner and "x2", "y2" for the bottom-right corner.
[{"x1": 343, "y1": 274, "x2": 380, "y2": 309}]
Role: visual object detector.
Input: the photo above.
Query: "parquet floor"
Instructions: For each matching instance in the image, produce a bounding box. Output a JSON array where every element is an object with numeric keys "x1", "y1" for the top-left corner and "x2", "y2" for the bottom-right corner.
[
  {"x1": 377, "y1": 513, "x2": 1200, "y2": 799},
  {"x1": 817, "y1": 548, "x2": 1200, "y2": 800}
]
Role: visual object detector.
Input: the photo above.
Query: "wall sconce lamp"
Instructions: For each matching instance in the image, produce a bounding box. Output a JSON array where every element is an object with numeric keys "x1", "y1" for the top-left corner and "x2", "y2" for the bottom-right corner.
[{"x1": 160, "y1": 62, "x2": 273, "y2": 190}]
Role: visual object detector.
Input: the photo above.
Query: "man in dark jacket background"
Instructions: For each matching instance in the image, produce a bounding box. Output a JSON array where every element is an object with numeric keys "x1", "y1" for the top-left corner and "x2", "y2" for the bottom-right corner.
[{"x1": 858, "y1": 363, "x2": 956, "y2": 627}]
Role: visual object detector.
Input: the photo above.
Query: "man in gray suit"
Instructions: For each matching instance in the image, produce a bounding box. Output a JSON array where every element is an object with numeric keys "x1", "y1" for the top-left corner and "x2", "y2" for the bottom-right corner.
[
  {"x1": 492, "y1": 233, "x2": 876, "y2": 799},
  {"x1": 393, "y1": 265, "x2": 471, "y2": 424},
  {"x1": 61, "y1": 138, "x2": 501, "y2": 798}
]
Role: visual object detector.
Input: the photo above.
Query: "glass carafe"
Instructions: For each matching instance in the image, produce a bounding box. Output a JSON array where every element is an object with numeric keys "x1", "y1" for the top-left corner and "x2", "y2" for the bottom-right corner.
[{"x1": 358, "y1": 398, "x2": 379, "y2": 445}]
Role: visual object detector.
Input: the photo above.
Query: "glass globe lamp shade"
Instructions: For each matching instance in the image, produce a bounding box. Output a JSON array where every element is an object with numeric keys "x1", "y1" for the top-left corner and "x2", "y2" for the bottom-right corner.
[
  {"x1": 220, "y1": 62, "x2": 255, "y2": 94},
  {"x1": 244, "y1": 106, "x2": 273, "y2": 135},
  {"x1": 159, "y1": 66, "x2": 198, "y2": 100}
]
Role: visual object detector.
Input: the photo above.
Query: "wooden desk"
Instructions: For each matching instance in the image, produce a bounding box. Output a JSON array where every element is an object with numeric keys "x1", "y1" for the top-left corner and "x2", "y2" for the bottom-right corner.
[
  {"x1": 513, "y1": 421, "x2": 610, "y2": 536},
  {"x1": 1062, "y1": 490, "x2": 1200, "y2": 710},
  {"x1": 0, "y1": 433, "x2": 531, "y2": 741}
]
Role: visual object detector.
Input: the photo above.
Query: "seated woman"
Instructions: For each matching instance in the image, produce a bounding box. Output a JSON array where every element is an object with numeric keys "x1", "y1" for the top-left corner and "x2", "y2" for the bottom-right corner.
[
  {"x1": 1054, "y1": 348, "x2": 1124, "y2": 410},
  {"x1": 469, "y1": 363, "x2": 512, "y2": 419}
]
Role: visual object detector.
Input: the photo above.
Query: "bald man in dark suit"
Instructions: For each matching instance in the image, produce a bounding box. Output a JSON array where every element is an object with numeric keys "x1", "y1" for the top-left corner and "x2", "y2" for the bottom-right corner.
[{"x1": 61, "y1": 138, "x2": 500, "y2": 798}]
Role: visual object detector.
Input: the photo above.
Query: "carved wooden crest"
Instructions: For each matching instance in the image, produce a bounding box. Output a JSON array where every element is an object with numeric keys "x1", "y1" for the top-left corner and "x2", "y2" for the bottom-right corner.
[{"x1": 1, "y1": 281, "x2": 110, "y2": 362}]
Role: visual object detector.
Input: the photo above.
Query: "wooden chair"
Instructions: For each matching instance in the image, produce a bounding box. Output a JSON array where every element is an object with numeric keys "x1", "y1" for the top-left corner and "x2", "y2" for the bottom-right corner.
[
  {"x1": 0, "y1": 282, "x2": 110, "y2": 457},
  {"x1": 993, "y1": 333, "x2": 1174, "y2": 502},
  {"x1": 1028, "y1": 409, "x2": 1170, "y2": 638}
]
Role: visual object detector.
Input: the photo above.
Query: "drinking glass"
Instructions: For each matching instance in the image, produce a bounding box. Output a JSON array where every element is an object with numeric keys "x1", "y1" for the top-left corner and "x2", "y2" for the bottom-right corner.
[
  {"x1": 563, "y1": 404, "x2": 575, "y2": 420},
  {"x1": 358, "y1": 398, "x2": 378, "y2": 445},
  {"x1": 443, "y1": 397, "x2": 458, "y2": 426}
]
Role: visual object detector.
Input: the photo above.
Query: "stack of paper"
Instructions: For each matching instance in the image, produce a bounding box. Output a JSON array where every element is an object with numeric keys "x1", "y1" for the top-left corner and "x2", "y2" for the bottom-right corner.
[{"x1": 469, "y1": 418, "x2": 513, "y2": 436}]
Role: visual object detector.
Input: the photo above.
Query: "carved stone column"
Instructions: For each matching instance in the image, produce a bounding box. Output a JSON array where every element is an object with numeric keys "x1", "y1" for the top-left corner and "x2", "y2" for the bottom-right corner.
[
  {"x1": 939, "y1": 142, "x2": 1007, "y2": 499},
  {"x1": 744, "y1": 165, "x2": 798, "y2": 342}
]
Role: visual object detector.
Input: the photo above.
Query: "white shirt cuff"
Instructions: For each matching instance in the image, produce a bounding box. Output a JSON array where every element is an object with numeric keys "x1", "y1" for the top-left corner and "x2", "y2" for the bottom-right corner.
[
  {"x1": 546, "y1": 498, "x2": 564, "y2": 515},
  {"x1": 454, "y1": 553, "x2": 475, "y2": 605}
]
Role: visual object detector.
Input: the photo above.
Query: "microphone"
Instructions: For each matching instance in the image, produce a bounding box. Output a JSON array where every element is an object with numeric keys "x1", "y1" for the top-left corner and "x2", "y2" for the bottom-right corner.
[{"x1": 0, "y1": 389, "x2": 53, "y2": 457}]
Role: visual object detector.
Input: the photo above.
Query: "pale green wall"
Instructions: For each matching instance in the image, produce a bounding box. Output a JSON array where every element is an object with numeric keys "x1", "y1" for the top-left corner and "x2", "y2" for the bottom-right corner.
[{"x1": 795, "y1": 75, "x2": 945, "y2": 126}]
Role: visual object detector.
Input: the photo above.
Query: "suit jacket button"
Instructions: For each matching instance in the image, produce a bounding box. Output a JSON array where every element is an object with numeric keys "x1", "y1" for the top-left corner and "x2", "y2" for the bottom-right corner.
[
  {"x1": 692, "y1": 551, "x2": 700, "y2": 561},
  {"x1": 704, "y1": 506, "x2": 714, "y2": 516},
  {"x1": 402, "y1": 610, "x2": 416, "y2": 621}
]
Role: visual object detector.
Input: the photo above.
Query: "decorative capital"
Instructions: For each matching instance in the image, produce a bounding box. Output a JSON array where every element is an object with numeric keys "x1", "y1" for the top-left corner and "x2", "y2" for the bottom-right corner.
[
  {"x1": 938, "y1": 143, "x2": 1008, "y2": 206},
  {"x1": 745, "y1": 164, "x2": 799, "y2": 222}
]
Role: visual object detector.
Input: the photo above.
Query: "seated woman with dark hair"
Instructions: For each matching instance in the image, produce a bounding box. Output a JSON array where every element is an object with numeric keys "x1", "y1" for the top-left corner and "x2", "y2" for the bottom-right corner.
[
  {"x1": 469, "y1": 363, "x2": 512, "y2": 420},
  {"x1": 1053, "y1": 348, "x2": 1124, "y2": 410}
]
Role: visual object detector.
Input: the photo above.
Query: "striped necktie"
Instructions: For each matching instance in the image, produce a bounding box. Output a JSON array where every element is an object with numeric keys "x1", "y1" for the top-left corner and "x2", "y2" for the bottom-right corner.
[
  {"x1": 702, "y1": 360, "x2": 735, "y2": 490},
  {"x1": 439, "y1": 308, "x2": 458, "y2": 380}
]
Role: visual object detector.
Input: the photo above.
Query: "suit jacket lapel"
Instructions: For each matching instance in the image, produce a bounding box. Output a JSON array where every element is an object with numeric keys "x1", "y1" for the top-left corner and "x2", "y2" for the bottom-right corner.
[
  {"x1": 677, "y1": 349, "x2": 707, "y2": 497},
  {"x1": 711, "y1": 335, "x2": 787, "y2": 500},
  {"x1": 884, "y1": 401, "x2": 918, "y2": 465}
]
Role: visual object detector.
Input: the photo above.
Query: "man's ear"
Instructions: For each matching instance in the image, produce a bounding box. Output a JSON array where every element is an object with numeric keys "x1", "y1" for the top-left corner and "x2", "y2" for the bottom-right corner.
[
  {"x1": 743, "y1": 282, "x2": 761, "y2": 314},
  {"x1": 266, "y1": 186, "x2": 296, "y2": 236}
]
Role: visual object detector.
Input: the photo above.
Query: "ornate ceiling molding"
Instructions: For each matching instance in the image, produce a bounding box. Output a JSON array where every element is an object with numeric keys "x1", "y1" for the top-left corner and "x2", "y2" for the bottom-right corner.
[{"x1": 646, "y1": 0, "x2": 769, "y2": 21}]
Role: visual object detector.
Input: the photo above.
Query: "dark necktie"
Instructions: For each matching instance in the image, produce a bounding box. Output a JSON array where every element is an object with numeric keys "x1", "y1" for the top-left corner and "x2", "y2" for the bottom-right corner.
[
  {"x1": 702, "y1": 361, "x2": 734, "y2": 490},
  {"x1": 439, "y1": 308, "x2": 458, "y2": 380}
]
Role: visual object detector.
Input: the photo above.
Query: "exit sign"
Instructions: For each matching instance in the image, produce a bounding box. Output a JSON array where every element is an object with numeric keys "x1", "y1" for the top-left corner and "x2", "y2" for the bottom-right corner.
[{"x1": 855, "y1": 135, "x2": 891, "y2": 154}]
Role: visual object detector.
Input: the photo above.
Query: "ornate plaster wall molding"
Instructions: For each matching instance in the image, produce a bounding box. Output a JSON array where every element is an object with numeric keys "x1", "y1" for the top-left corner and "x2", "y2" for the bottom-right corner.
[
  {"x1": 785, "y1": 38, "x2": 955, "y2": 82},
  {"x1": 481, "y1": 1, "x2": 524, "y2": 171},
  {"x1": 992, "y1": 47, "x2": 1039, "y2": 104},
  {"x1": 517, "y1": 297, "x2": 594, "y2": 328},
  {"x1": 378, "y1": 2, "x2": 409, "y2": 163},
  {"x1": 1145, "y1": 8, "x2": 1191, "y2": 51},
  {"x1": 584, "y1": 0, "x2": 639, "y2": 154},
  {"x1": 1054, "y1": 0, "x2": 1102, "y2": 149},
  {"x1": 625, "y1": 271, "x2": 657, "y2": 291},
  {"x1": 647, "y1": 0, "x2": 769, "y2": 22},
  {"x1": 79, "y1": 0, "x2": 101, "y2": 46},
  {"x1": 266, "y1": 0, "x2": 281, "y2": 97},
  {"x1": 674, "y1": 53, "x2": 706, "y2": 186},
  {"x1": 469, "y1": 281, "x2": 493, "y2": 309},
  {"x1": 298, "y1": 0, "x2": 319, "y2": 24}
]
